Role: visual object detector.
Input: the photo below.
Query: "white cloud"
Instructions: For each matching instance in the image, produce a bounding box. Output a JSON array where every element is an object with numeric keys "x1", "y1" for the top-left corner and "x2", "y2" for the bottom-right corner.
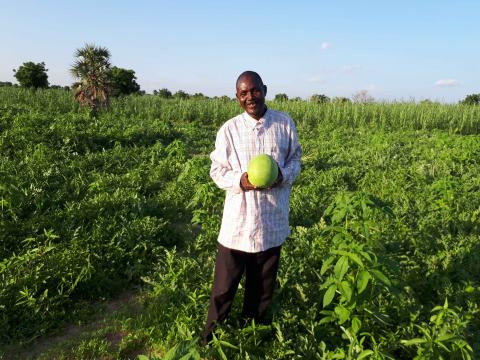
[
  {"x1": 321, "y1": 42, "x2": 331, "y2": 50},
  {"x1": 341, "y1": 65, "x2": 361, "y2": 73},
  {"x1": 435, "y1": 79, "x2": 459, "y2": 87},
  {"x1": 307, "y1": 75, "x2": 326, "y2": 84}
]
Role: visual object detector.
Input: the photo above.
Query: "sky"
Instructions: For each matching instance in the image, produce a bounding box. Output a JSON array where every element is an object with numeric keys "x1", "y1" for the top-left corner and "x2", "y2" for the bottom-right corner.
[{"x1": 2, "y1": 1, "x2": 479, "y2": 102}]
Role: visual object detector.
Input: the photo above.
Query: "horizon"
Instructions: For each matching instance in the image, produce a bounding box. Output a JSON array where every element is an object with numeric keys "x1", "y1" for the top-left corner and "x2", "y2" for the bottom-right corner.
[{"x1": 2, "y1": 1, "x2": 479, "y2": 103}]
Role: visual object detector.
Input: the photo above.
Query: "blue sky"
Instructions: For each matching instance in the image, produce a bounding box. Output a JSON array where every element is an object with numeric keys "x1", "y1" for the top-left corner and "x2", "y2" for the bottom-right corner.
[{"x1": 2, "y1": 1, "x2": 479, "y2": 102}]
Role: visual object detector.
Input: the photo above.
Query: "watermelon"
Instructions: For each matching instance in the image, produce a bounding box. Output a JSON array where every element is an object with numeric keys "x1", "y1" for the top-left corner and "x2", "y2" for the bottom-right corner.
[{"x1": 247, "y1": 154, "x2": 279, "y2": 188}]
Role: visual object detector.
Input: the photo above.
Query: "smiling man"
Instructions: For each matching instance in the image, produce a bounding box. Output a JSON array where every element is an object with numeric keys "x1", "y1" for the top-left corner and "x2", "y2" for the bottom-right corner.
[{"x1": 202, "y1": 71, "x2": 302, "y2": 345}]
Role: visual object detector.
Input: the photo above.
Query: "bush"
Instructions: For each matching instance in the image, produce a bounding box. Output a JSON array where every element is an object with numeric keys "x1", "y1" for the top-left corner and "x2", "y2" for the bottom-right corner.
[
  {"x1": 274, "y1": 93, "x2": 289, "y2": 102},
  {"x1": 13, "y1": 61, "x2": 49, "y2": 89},
  {"x1": 310, "y1": 94, "x2": 330, "y2": 104},
  {"x1": 460, "y1": 94, "x2": 480, "y2": 105}
]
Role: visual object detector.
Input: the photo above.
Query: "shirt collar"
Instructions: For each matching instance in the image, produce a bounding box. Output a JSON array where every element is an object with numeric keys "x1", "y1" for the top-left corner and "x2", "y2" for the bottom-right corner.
[{"x1": 243, "y1": 108, "x2": 270, "y2": 130}]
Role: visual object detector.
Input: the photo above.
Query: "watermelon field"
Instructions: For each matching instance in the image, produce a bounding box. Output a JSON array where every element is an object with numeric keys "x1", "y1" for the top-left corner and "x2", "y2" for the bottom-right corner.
[{"x1": 1, "y1": 87, "x2": 479, "y2": 359}]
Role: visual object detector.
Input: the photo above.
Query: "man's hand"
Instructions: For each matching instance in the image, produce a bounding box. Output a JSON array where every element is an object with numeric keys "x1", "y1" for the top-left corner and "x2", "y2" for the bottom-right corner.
[
  {"x1": 240, "y1": 172, "x2": 256, "y2": 191},
  {"x1": 240, "y1": 165, "x2": 283, "y2": 191}
]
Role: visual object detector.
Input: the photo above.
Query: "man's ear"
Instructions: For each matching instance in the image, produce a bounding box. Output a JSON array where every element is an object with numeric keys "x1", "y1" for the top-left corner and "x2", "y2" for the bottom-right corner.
[{"x1": 263, "y1": 85, "x2": 267, "y2": 96}]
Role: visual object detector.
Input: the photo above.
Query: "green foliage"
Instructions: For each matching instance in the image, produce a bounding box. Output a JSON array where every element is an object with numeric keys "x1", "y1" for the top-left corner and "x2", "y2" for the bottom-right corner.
[
  {"x1": 401, "y1": 299, "x2": 473, "y2": 359},
  {"x1": 0, "y1": 87, "x2": 479, "y2": 359},
  {"x1": 174, "y1": 90, "x2": 190, "y2": 99},
  {"x1": 332, "y1": 96, "x2": 352, "y2": 103},
  {"x1": 154, "y1": 88, "x2": 173, "y2": 98},
  {"x1": 108, "y1": 66, "x2": 141, "y2": 97},
  {"x1": 70, "y1": 43, "x2": 111, "y2": 114},
  {"x1": 460, "y1": 93, "x2": 480, "y2": 105},
  {"x1": 0, "y1": 81, "x2": 14, "y2": 87},
  {"x1": 192, "y1": 92, "x2": 208, "y2": 99},
  {"x1": 274, "y1": 93, "x2": 289, "y2": 102},
  {"x1": 13, "y1": 61, "x2": 49, "y2": 89},
  {"x1": 310, "y1": 94, "x2": 330, "y2": 103}
]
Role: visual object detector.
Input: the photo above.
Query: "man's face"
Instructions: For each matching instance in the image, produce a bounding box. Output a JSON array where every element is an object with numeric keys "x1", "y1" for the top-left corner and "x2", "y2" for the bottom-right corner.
[{"x1": 236, "y1": 75, "x2": 267, "y2": 120}]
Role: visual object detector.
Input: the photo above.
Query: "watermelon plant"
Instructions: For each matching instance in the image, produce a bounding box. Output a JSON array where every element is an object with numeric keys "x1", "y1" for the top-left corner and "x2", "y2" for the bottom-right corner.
[{"x1": 0, "y1": 87, "x2": 479, "y2": 359}]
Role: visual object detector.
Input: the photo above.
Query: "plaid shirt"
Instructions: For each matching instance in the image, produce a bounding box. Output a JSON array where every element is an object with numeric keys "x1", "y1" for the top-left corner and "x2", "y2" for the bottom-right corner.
[{"x1": 210, "y1": 108, "x2": 302, "y2": 253}]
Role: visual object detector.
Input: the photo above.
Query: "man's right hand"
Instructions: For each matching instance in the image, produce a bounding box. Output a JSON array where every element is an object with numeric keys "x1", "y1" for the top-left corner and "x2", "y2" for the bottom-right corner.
[{"x1": 240, "y1": 172, "x2": 256, "y2": 191}]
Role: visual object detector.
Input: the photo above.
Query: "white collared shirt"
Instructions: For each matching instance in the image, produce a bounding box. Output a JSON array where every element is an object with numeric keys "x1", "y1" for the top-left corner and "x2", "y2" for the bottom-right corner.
[{"x1": 209, "y1": 108, "x2": 302, "y2": 252}]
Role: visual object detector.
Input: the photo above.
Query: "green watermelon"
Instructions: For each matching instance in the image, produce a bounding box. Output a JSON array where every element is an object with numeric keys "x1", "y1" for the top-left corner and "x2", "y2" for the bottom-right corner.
[{"x1": 247, "y1": 154, "x2": 279, "y2": 188}]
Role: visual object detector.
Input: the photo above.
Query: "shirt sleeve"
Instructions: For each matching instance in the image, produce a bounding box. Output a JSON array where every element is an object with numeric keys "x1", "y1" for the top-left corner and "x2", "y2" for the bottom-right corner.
[
  {"x1": 209, "y1": 125, "x2": 243, "y2": 193},
  {"x1": 278, "y1": 116, "x2": 302, "y2": 186}
]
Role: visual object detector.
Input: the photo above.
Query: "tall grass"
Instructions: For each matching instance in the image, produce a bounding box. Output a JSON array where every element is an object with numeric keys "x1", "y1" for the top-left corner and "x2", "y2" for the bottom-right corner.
[{"x1": 2, "y1": 87, "x2": 479, "y2": 134}]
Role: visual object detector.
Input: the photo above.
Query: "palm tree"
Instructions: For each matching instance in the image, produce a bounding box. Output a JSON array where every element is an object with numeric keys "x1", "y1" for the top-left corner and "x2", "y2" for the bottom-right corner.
[{"x1": 70, "y1": 44, "x2": 111, "y2": 114}]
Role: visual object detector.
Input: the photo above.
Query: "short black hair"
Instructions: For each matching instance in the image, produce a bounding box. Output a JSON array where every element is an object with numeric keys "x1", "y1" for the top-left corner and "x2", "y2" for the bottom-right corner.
[{"x1": 236, "y1": 71, "x2": 264, "y2": 88}]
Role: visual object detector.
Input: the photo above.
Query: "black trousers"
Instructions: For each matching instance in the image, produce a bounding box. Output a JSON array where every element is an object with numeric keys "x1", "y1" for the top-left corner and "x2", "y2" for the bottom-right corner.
[{"x1": 202, "y1": 243, "x2": 281, "y2": 343}]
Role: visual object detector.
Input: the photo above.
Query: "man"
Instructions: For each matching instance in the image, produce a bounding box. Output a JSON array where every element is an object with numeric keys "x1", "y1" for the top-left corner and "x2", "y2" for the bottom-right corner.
[{"x1": 202, "y1": 71, "x2": 301, "y2": 345}]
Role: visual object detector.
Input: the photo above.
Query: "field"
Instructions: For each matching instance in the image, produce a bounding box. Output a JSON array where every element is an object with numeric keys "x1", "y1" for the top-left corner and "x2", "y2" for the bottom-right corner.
[{"x1": 1, "y1": 87, "x2": 479, "y2": 359}]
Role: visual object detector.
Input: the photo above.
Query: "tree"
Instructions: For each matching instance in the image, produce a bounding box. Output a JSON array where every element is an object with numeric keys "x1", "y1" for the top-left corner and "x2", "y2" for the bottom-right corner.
[
  {"x1": 310, "y1": 94, "x2": 330, "y2": 104},
  {"x1": 274, "y1": 93, "x2": 289, "y2": 101},
  {"x1": 460, "y1": 94, "x2": 480, "y2": 105},
  {"x1": 174, "y1": 90, "x2": 190, "y2": 99},
  {"x1": 13, "y1": 61, "x2": 49, "y2": 88},
  {"x1": 49, "y1": 85, "x2": 71, "y2": 91},
  {"x1": 420, "y1": 99, "x2": 440, "y2": 105},
  {"x1": 0, "y1": 82, "x2": 13, "y2": 87},
  {"x1": 154, "y1": 88, "x2": 172, "y2": 98},
  {"x1": 70, "y1": 44, "x2": 111, "y2": 114},
  {"x1": 352, "y1": 90, "x2": 374, "y2": 103},
  {"x1": 108, "y1": 66, "x2": 141, "y2": 97},
  {"x1": 192, "y1": 92, "x2": 208, "y2": 99},
  {"x1": 332, "y1": 96, "x2": 351, "y2": 104}
]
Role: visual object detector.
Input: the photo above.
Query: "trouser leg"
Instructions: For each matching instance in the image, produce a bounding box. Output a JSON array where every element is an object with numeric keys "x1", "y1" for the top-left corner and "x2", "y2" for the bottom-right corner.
[
  {"x1": 242, "y1": 245, "x2": 281, "y2": 322},
  {"x1": 203, "y1": 243, "x2": 245, "y2": 343}
]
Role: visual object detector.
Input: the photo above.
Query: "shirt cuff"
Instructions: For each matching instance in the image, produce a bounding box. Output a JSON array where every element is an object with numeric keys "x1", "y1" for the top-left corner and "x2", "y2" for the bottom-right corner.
[{"x1": 233, "y1": 171, "x2": 244, "y2": 193}]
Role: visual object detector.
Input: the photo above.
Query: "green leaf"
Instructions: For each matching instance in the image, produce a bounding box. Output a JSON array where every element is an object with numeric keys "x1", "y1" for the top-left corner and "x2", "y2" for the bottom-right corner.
[
  {"x1": 333, "y1": 250, "x2": 365, "y2": 268},
  {"x1": 357, "y1": 270, "x2": 371, "y2": 294},
  {"x1": 443, "y1": 297, "x2": 449, "y2": 309},
  {"x1": 334, "y1": 305, "x2": 351, "y2": 324},
  {"x1": 401, "y1": 338, "x2": 428, "y2": 346},
  {"x1": 219, "y1": 340, "x2": 239, "y2": 349},
  {"x1": 137, "y1": 356, "x2": 149, "y2": 360},
  {"x1": 334, "y1": 256, "x2": 349, "y2": 281},
  {"x1": 338, "y1": 281, "x2": 352, "y2": 302},
  {"x1": 436, "y1": 334, "x2": 457, "y2": 342},
  {"x1": 319, "y1": 316, "x2": 335, "y2": 325},
  {"x1": 435, "y1": 311, "x2": 444, "y2": 327},
  {"x1": 345, "y1": 252, "x2": 365, "y2": 268},
  {"x1": 370, "y1": 269, "x2": 391, "y2": 286},
  {"x1": 357, "y1": 350, "x2": 374, "y2": 359},
  {"x1": 323, "y1": 284, "x2": 337, "y2": 307},
  {"x1": 320, "y1": 256, "x2": 335, "y2": 275},
  {"x1": 351, "y1": 317, "x2": 362, "y2": 334},
  {"x1": 364, "y1": 308, "x2": 392, "y2": 326}
]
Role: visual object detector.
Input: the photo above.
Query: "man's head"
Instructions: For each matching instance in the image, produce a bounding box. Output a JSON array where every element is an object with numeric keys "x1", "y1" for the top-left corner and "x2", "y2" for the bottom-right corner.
[{"x1": 236, "y1": 71, "x2": 267, "y2": 120}]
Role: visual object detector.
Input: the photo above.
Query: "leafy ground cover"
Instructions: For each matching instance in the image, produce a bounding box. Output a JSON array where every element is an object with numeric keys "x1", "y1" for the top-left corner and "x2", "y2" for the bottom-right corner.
[{"x1": 1, "y1": 88, "x2": 479, "y2": 358}]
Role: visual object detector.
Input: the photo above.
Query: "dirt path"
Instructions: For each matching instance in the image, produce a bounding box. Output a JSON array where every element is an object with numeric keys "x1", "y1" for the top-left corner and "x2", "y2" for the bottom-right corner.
[{"x1": 2, "y1": 290, "x2": 143, "y2": 360}]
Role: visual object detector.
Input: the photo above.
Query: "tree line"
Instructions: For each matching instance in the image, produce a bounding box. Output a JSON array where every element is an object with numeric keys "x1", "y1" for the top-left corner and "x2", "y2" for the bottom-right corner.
[{"x1": 3, "y1": 44, "x2": 480, "y2": 111}]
